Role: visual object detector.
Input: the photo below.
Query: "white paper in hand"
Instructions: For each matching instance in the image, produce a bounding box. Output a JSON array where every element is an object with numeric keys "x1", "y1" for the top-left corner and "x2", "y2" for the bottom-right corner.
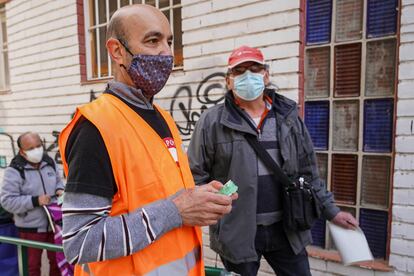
[{"x1": 327, "y1": 222, "x2": 374, "y2": 266}]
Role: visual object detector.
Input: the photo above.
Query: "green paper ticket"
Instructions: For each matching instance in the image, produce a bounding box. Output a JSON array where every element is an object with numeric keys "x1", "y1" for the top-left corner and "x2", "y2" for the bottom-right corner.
[
  {"x1": 57, "y1": 193, "x2": 64, "y2": 205},
  {"x1": 219, "y1": 180, "x2": 238, "y2": 196}
]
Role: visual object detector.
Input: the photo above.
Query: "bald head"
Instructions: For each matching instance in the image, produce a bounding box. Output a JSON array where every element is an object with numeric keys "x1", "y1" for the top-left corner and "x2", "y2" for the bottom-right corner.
[
  {"x1": 17, "y1": 132, "x2": 41, "y2": 151},
  {"x1": 106, "y1": 4, "x2": 169, "y2": 47}
]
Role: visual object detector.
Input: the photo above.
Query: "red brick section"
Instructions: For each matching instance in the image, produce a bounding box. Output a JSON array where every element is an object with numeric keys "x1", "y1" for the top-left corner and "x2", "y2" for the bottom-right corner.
[
  {"x1": 76, "y1": 0, "x2": 87, "y2": 83},
  {"x1": 298, "y1": 0, "x2": 306, "y2": 118},
  {"x1": 0, "y1": 0, "x2": 11, "y2": 4},
  {"x1": 307, "y1": 246, "x2": 393, "y2": 272}
]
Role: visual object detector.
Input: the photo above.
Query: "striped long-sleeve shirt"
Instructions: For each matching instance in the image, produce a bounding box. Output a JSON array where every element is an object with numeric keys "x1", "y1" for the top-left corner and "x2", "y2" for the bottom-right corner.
[{"x1": 62, "y1": 192, "x2": 182, "y2": 264}]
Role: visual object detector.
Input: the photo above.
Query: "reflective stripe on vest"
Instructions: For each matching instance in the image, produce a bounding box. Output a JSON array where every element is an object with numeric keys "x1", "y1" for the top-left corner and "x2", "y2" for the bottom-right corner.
[{"x1": 145, "y1": 246, "x2": 200, "y2": 276}]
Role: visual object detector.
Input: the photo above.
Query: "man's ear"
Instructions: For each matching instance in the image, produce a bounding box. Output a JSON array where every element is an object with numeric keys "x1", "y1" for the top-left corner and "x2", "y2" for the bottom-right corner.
[
  {"x1": 226, "y1": 75, "x2": 233, "y2": 91},
  {"x1": 263, "y1": 70, "x2": 270, "y2": 86},
  {"x1": 106, "y1": 38, "x2": 125, "y2": 66}
]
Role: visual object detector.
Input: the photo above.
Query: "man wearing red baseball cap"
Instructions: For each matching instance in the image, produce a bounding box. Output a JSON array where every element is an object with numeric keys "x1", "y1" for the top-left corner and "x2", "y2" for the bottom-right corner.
[
  {"x1": 228, "y1": 45, "x2": 265, "y2": 68},
  {"x1": 188, "y1": 45, "x2": 357, "y2": 275}
]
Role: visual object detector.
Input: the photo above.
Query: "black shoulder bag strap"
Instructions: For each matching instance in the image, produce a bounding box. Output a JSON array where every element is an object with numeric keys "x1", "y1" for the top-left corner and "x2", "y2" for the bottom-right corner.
[{"x1": 244, "y1": 133, "x2": 292, "y2": 186}]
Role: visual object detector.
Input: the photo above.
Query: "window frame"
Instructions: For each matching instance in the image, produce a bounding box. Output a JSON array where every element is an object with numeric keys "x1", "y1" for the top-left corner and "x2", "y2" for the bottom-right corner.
[
  {"x1": 303, "y1": 0, "x2": 399, "y2": 260},
  {"x1": 83, "y1": 0, "x2": 183, "y2": 81}
]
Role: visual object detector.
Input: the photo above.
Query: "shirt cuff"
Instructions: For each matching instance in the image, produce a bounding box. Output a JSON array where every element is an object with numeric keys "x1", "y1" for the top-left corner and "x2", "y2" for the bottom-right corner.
[
  {"x1": 324, "y1": 205, "x2": 340, "y2": 221},
  {"x1": 31, "y1": 196, "x2": 39, "y2": 207}
]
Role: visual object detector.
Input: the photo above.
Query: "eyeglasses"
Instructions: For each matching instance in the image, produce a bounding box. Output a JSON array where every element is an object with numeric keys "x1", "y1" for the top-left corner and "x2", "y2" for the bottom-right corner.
[{"x1": 230, "y1": 64, "x2": 266, "y2": 76}]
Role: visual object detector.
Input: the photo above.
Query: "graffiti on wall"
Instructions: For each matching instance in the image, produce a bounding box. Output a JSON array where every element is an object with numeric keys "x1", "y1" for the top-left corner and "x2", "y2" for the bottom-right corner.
[
  {"x1": 1, "y1": 70, "x2": 226, "y2": 168},
  {"x1": 169, "y1": 72, "x2": 226, "y2": 141}
]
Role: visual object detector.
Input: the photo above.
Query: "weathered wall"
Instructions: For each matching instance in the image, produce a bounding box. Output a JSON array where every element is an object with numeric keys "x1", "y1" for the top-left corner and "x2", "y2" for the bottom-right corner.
[{"x1": 388, "y1": 0, "x2": 414, "y2": 274}]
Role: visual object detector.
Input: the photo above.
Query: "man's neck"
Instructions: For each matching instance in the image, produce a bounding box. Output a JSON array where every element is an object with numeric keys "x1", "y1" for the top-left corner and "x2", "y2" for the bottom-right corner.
[
  {"x1": 113, "y1": 72, "x2": 153, "y2": 102},
  {"x1": 236, "y1": 95, "x2": 266, "y2": 118}
]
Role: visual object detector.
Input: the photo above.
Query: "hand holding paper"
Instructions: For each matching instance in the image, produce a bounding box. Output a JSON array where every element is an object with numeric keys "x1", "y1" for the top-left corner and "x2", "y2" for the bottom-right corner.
[
  {"x1": 328, "y1": 222, "x2": 373, "y2": 266},
  {"x1": 331, "y1": 211, "x2": 359, "y2": 229}
]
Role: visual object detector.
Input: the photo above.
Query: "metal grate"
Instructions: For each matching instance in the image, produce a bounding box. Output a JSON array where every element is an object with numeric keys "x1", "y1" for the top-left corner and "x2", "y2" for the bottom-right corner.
[
  {"x1": 335, "y1": 0, "x2": 363, "y2": 42},
  {"x1": 363, "y1": 99, "x2": 394, "y2": 152},
  {"x1": 365, "y1": 39, "x2": 396, "y2": 96},
  {"x1": 305, "y1": 101, "x2": 330, "y2": 150},
  {"x1": 367, "y1": 0, "x2": 398, "y2": 38},
  {"x1": 332, "y1": 100, "x2": 359, "y2": 151},
  {"x1": 306, "y1": 0, "x2": 333, "y2": 45},
  {"x1": 361, "y1": 156, "x2": 391, "y2": 208},
  {"x1": 334, "y1": 43, "x2": 362, "y2": 97},
  {"x1": 331, "y1": 154, "x2": 358, "y2": 204},
  {"x1": 305, "y1": 47, "x2": 331, "y2": 98},
  {"x1": 359, "y1": 209, "x2": 388, "y2": 258}
]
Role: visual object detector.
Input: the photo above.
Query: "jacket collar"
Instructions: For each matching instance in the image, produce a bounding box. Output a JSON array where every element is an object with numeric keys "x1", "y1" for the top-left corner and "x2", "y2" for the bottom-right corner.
[
  {"x1": 104, "y1": 80, "x2": 153, "y2": 110},
  {"x1": 9, "y1": 153, "x2": 54, "y2": 171},
  {"x1": 220, "y1": 89, "x2": 298, "y2": 134}
]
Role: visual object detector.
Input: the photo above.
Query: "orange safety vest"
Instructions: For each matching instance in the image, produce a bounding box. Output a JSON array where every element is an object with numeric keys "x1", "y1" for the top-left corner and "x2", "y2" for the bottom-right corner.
[{"x1": 59, "y1": 93, "x2": 204, "y2": 276}]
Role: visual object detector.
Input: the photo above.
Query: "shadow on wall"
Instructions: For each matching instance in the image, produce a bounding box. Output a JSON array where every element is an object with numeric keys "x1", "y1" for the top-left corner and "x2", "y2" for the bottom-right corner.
[{"x1": 169, "y1": 72, "x2": 227, "y2": 141}]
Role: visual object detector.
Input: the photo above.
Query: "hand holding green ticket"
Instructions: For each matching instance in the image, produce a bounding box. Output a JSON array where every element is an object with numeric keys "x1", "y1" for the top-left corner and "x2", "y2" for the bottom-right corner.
[{"x1": 218, "y1": 180, "x2": 238, "y2": 196}]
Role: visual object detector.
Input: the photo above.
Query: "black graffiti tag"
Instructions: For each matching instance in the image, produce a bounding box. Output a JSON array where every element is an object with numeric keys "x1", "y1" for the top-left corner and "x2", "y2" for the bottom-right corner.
[{"x1": 170, "y1": 72, "x2": 226, "y2": 140}]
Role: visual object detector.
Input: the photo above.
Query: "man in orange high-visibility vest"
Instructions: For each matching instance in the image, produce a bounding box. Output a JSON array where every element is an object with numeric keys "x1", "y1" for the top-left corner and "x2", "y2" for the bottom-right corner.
[{"x1": 59, "y1": 4, "x2": 237, "y2": 276}]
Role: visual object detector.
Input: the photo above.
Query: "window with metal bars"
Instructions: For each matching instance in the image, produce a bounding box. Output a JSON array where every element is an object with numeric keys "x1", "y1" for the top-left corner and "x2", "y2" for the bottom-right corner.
[
  {"x1": 84, "y1": 0, "x2": 182, "y2": 80},
  {"x1": 304, "y1": 0, "x2": 398, "y2": 259},
  {"x1": 0, "y1": 4, "x2": 9, "y2": 92}
]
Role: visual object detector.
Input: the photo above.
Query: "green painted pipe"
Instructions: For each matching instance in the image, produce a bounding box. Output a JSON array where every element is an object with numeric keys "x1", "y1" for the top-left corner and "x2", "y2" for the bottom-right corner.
[{"x1": 0, "y1": 235, "x2": 224, "y2": 275}]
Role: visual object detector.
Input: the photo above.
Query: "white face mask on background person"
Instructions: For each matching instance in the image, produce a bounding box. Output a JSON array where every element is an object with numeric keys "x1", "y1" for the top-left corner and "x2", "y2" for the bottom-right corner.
[{"x1": 24, "y1": 146, "x2": 44, "y2": 164}]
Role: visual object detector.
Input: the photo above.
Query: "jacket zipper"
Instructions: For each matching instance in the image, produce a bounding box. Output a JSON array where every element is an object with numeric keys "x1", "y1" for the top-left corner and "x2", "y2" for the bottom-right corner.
[
  {"x1": 38, "y1": 169, "x2": 47, "y2": 194},
  {"x1": 37, "y1": 167, "x2": 51, "y2": 232}
]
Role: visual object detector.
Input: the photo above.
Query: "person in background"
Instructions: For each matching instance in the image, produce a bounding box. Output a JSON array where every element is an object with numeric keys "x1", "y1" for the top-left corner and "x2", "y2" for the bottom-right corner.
[
  {"x1": 1, "y1": 132, "x2": 64, "y2": 276},
  {"x1": 188, "y1": 46, "x2": 358, "y2": 276},
  {"x1": 59, "y1": 4, "x2": 237, "y2": 276}
]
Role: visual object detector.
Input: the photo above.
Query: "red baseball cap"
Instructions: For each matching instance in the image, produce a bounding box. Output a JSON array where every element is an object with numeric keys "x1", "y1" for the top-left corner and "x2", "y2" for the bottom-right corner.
[{"x1": 228, "y1": 45, "x2": 265, "y2": 69}]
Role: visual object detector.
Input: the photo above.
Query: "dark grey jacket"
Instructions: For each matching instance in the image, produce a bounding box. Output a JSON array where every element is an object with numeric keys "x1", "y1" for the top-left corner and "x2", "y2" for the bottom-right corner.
[
  {"x1": 0, "y1": 154, "x2": 64, "y2": 232},
  {"x1": 188, "y1": 89, "x2": 340, "y2": 263}
]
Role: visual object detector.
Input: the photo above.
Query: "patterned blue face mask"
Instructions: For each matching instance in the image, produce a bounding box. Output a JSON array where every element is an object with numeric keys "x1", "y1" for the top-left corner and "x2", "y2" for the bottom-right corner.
[
  {"x1": 119, "y1": 40, "x2": 173, "y2": 98},
  {"x1": 232, "y1": 71, "x2": 265, "y2": 101}
]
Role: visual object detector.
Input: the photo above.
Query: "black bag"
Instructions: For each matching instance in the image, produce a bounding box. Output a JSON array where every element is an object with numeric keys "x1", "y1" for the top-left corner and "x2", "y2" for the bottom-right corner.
[{"x1": 244, "y1": 134, "x2": 321, "y2": 231}]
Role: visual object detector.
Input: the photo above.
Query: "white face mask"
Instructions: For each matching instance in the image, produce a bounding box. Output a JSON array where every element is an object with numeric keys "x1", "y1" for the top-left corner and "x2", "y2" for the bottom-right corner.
[
  {"x1": 231, "y1": 71, "x2": 265, "y2": 101},
  {"x1": 24, "y1": 146, "x2": 44, "y2": 164}
]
